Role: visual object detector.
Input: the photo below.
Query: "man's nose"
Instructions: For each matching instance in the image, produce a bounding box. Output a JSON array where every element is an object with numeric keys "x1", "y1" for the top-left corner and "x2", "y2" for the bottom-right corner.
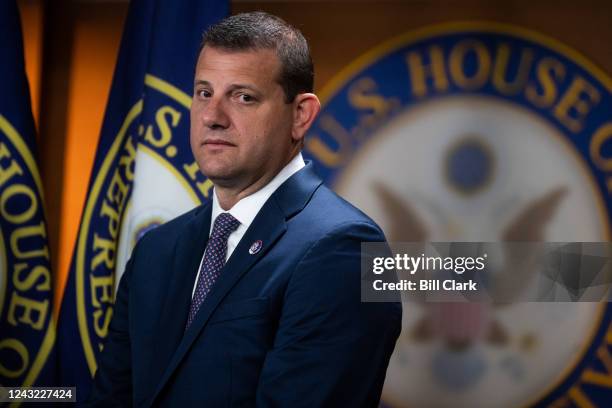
[{"x1": 201, "y1": 97, "x2": 230, "y2": 129}]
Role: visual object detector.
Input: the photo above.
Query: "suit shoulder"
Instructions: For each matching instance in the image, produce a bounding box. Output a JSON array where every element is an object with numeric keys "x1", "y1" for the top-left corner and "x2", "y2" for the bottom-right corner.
[
  {"x1": 136, "y1": 204, "x2": 206, "y2": 247},
  {"x1": 299, "y1": 184, "x2": 386, "y2": 239},
  {"x1": 314, "y1": 184, "x2": 381, "y2": 226}
]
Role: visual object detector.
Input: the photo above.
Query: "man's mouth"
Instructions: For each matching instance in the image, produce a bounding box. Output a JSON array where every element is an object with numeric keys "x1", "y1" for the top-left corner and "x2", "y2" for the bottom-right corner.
[{"x1": 202, "y1": 138, "x2": 236, "y2": 147}]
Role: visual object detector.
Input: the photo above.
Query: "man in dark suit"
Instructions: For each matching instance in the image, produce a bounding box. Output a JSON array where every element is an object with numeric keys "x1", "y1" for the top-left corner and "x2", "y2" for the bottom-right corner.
[{"x1": 86, "y1": 12, "x2": 401, "y2": 407}]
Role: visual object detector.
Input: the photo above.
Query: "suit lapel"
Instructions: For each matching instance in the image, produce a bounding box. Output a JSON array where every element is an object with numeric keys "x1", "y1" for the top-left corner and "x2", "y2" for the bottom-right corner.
[
  {"x1": 149, "y1": 163, "x2": 323, "y2": 405},
  {"x1": 146, "y1": 204, "x2": 212, "y2": 397},
  {"x1": 149, "y1": 199, "x2": 286, "y2": 405}
]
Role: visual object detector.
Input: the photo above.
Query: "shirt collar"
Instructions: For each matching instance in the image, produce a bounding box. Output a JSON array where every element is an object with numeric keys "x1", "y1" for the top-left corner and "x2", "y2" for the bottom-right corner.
[{"x1": 210, "y1": 152, "x2": 305, "y2": 233}]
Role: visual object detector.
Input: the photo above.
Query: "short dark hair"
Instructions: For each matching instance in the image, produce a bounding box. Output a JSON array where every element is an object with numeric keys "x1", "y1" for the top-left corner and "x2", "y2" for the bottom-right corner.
[{"x1": 201, "y1": 12, "x2": 314, "y2": 103}]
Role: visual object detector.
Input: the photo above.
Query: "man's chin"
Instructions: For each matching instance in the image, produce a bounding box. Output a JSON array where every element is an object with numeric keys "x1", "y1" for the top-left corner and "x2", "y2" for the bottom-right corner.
[{"x1": 201, "y1": 168, "x2": 240, "y2": 188}]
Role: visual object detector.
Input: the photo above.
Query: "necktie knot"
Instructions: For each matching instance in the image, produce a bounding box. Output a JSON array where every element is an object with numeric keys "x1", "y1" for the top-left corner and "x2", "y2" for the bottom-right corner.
[{"x1": 211, "y1": 212, "x2": 240, "y2": 241}]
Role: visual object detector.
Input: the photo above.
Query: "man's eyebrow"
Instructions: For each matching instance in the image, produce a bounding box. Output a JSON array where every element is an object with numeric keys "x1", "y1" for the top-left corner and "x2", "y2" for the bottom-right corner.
[
  {"x1": 194, "y1": 80, "x2": 261, "y2": 92},
  {"x1": 227, "y1": 83, "x2": 261, "y2": 94},
  {"x1": 194, "y1": 79, "x2": 211, "y2": 87}
]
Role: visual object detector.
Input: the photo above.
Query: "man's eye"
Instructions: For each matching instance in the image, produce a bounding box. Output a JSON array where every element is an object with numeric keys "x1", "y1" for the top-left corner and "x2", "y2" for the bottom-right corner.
[
  {"x1": 238, "y1": 94, "x2": 254, "y2": 103},
  {"x1": 197, "y1": 89, "x2": 211, "y2": 98}
]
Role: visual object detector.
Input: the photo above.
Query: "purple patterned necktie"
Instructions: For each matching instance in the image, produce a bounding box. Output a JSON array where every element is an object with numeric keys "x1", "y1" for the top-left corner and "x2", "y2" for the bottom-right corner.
[{"x1": 186, "y1": 212, "x2": 240, "y2": 329}]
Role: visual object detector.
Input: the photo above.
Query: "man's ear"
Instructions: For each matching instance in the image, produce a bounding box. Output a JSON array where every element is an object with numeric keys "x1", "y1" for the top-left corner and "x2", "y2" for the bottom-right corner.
[{"x1": 291, "y1": 93, "x2": 321, "y2": 142}]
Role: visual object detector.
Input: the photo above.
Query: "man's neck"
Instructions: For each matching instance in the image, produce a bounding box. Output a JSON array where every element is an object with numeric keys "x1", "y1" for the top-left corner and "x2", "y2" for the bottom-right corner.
[
  {"x1": 215, "y1": 173, "x2": 277, "y2": 210},
  {"x1": 214, "y1": 150, "x2": 302, "y2": 210}
]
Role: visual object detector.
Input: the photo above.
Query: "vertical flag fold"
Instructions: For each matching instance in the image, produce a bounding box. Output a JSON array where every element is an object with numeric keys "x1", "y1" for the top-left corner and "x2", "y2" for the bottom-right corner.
[
  {"x1": 57, "y1": 0, "x2": 228, "y2": 399},
  {"x1": 0, "y1": 0, "x2": 56, "y2": 389}
]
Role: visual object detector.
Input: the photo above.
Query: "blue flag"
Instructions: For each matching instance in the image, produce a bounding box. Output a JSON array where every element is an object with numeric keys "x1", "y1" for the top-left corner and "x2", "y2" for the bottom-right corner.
[
  {"x1": 0, "y1": 0, "x2": 57, "y2": 389},
  {"x1": 57, "y1": 0, "x2": 228, "y2": 399}
]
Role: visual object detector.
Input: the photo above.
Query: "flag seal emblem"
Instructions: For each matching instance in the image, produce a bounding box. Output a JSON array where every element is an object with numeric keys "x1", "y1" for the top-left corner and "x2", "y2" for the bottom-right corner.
[
  {"x1": 73, "y1": 75, "x2": 212, "y2": 375},
  {"x1": 0, "y1": 115, "x2": 54, "y2": 386},
  {"x1": 304, "y1": 22, "x2": 612, "y2": 407}
]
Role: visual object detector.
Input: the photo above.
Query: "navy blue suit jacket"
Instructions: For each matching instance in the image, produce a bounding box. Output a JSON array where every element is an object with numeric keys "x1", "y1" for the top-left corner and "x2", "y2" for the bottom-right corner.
[{"x1": 85, "y1": 163, "x2": 402, "y2": 407}]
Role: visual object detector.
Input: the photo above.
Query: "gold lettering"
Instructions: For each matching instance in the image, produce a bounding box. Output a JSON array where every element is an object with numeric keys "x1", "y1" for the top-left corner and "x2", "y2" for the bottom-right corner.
[
  {"x1": 557, "y1": 324, "x2": 612, "y2": 407},
  {"x1": 492, "y1": 43, "x2": 534, "y2": 95},
  {"x1": 184, "y1": 161, "x2": 200, "y2": 180},
  {"x1": 554, "y1": 76, "x2": 601, "y2": 133},
  {"x1": 145, "y1": 106, "x2": 181, "y2": 148},
  {"x1": 0, "y1": 183, "x2": 37, "y2": 224},
  {"x1": 581, "y1": 343, "x2": 612, "y2": 388},
  {"x1": 0, "y1": 143, "x2": 24, "y2": 187},
  {"x1": 90, "y1": 275, "x2": 114, "y2": 308},
  {"x1": 526, "y1": 57, "x2": 566, "y2": 108},
  {"x1": 94, "y1": 308, "x2": 113, "y2": 338},
  {"x1": 13, "y1": 263, "x2": 50, "y2": 291},
  {"x1": 106, "y1": 169, "x2": 129, "y2": 210},
  {"x1": 196, "y1": 178, "x2": 213, "y2": 199},
  {"x1": 449, "y1": 39, "x2": 491, "y2": 90},
  {"x1": 348, "y1": 77, "x2": 394, "y2": 127},
  {"x1": 119, "y1": 136, "x2": 136, "y2": 181},
  {"x1": 568, "y1": 385, "x2": 596, "y2": 408},
  {"x1": 183, "y1": 161, "x2": 213, "y2": 198},
  {"x1": 590, "y1": 122, "x2": 612, "y2": 172},
  {"x1": 406, "y1": 45, "x2": 448, "y2": 97},
  {"x1": 100, "y1": 200, "x2": 120, "y2": 240},
  {"x1": 0, "y1": 339, "x2": 29, "y2": 378},
  {"x1": 91, "y1": 234, "x2": 116, "y2": 270},
  {"x1": 7, "y1": 292, "x2": 48, "y2": 330},
  {"x1": 305, "y1": 115, "x2": 353, "y2": 167},
  {"x1": 10, "y1": 222, "x2": 49, "y2": 260}
]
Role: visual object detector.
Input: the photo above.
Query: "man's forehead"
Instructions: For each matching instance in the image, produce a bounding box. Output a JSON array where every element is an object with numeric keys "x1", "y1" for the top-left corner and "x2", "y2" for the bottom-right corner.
[{"x1": 194, "y1": 46, "x2": 281, "y2": 87}]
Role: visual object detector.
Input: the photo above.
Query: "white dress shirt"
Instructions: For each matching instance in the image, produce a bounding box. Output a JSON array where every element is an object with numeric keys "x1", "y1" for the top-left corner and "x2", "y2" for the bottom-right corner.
[{"x1": 191, "y1": 152, "x2": 306, "y2": 297}]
